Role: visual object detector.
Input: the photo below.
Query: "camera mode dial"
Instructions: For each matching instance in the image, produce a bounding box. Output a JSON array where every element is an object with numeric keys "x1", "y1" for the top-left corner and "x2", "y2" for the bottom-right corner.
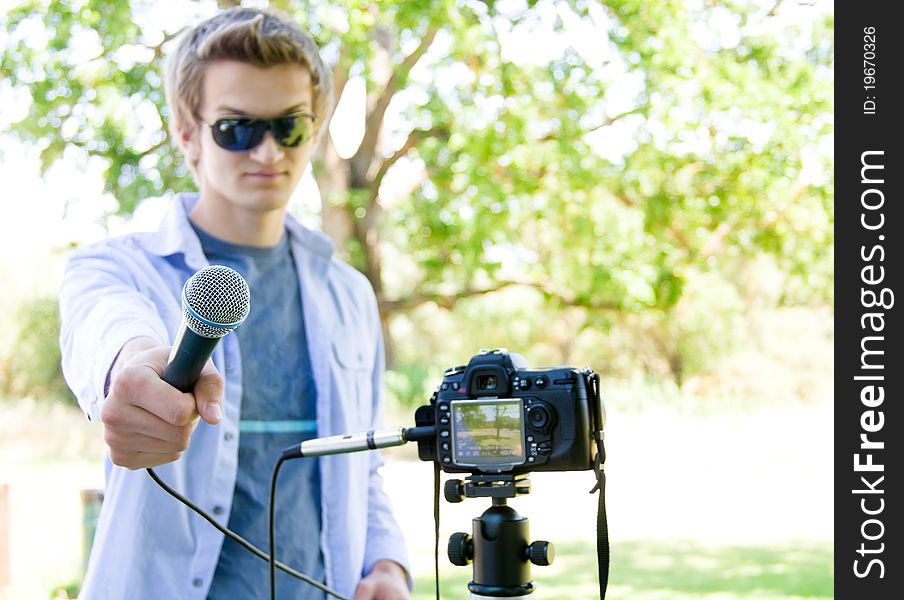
[{"x1": 444, "y1": 365, "x2": 467, "y2": 377}]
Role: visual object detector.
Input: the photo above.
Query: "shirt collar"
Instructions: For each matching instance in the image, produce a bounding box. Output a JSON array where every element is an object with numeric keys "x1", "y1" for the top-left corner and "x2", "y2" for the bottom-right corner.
[{"x1": 135, "y1": 192, "x2": 335, "y2": 268}]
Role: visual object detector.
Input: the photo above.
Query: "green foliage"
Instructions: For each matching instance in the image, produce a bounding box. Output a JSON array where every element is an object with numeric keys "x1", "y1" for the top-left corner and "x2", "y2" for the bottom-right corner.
[
  {"x1": 1, "y1": 0, "x2": 834, "y2": 388},
  {"x1": 1, "y1": 297, "x2": 74, "y2": 404},
  {"x1": 621, "y1": 270, "x2": 747, "y2": 385},
  {"x1": 50, "y1": 580, "x2": 82, "y2": 600},
  {"x1": 384, "y1": 360, "x2": 444, "y2": 409},
  {"x1": 387, "y1": 0, "x2": 833, "y2": 316},
  {"x1": 0, "y1": 0, "x2": 194, "y2": 215}
]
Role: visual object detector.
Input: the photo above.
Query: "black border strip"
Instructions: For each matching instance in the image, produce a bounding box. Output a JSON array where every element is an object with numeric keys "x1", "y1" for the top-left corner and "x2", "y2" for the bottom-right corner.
[{"x1": 836, "y1": 5, "x2": 902, "y2": 597}]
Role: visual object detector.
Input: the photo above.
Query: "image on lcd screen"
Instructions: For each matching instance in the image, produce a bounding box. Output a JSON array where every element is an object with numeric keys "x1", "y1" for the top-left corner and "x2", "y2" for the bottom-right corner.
[{"x1": 451, "y1": 399, "x2": 524, "y2": 466}]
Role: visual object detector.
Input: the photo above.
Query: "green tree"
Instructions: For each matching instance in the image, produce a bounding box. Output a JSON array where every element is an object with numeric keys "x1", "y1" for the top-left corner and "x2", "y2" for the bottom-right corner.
[
  {"x1": 1, "y1": 0, "x2": 833, "y2": 380},
  {"x1": 0, "y1": 297, "x2": 74, "y2": 403}
]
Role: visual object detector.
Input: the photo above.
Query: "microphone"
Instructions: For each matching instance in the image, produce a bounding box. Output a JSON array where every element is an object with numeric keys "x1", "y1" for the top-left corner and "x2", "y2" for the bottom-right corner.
[
  {"x1": 162, "y1": 265, "x2": 251, "y2": 392},
  {"x1": 282, "y1": 425, "x2": 436, "y2": 459}
]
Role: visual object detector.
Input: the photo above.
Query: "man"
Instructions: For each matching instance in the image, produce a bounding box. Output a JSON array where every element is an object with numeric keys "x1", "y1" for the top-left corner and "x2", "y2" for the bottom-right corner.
[{"x1": 59, "y1": 7, "x2": 411, "y2": 599}]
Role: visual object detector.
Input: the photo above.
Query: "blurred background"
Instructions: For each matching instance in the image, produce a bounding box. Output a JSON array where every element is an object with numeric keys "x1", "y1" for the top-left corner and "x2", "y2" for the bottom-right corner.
[{"x1": 1, "y1": 0, "x2": 833, "y2": 598}]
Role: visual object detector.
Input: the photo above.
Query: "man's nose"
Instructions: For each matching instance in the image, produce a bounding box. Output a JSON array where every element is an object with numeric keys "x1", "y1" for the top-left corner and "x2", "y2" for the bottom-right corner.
[{"x1": 249, "y1": 131, "x2": 285, "y2": 163}]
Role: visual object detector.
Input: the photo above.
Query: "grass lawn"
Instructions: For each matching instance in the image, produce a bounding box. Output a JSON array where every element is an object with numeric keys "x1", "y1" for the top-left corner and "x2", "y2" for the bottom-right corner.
[{"x1": 413, "y1": 540, "x2": 832, "y2": 599}]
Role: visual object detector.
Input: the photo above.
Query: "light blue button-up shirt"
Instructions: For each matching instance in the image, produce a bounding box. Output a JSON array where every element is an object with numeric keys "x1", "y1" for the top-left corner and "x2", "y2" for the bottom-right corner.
[{"x1": 59, "y1": 193, "x2": 410, "y2": 599}]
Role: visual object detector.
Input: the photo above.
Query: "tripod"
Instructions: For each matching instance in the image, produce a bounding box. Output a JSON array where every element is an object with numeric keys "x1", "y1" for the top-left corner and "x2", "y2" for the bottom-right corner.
[{"x1": 444, "y1": 473, "x2": 553, "y2": 598}]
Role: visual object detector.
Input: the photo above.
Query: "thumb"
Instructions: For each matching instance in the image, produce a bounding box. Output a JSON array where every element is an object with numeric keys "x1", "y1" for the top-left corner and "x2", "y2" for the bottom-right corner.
[{"x1": 194, "y1": 360, "x2": 225, "y2": 425}]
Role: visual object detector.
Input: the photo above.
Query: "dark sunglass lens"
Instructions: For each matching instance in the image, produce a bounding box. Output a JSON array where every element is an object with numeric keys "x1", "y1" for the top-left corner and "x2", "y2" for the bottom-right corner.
[
  {"x1": 211, "y1": 119, "x2": 239, "y2": 149},
  {"x1": 212, "y1": 118, "x2": 267, "y2": 151},
  {"x1": 272, "y1": 115, "x2": 312, "y2": 148}
]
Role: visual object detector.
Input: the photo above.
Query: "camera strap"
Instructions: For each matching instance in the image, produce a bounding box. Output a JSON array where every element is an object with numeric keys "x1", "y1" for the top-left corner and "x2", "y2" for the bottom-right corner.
[
  {"x1": 584, "y1": 369, "x2": 609, "y2": 599},
  {"x1": 433, "y1": 462, "x2": 441, "y2": 600}
]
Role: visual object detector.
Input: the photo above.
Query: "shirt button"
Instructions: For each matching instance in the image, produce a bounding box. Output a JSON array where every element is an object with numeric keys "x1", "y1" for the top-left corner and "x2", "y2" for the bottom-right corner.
[
  {"x1": 225, "y1": 362, "x2": 235, "y2": 373},
  {"x1": 212, "y1": 506, "x2": 224, "y2": 516},
  {"x1": 224, "y1": 431, "x2": 235, "y2": 442},
  {"x1": 192, "y1": 578, "x2": 203, "y2": 588}
]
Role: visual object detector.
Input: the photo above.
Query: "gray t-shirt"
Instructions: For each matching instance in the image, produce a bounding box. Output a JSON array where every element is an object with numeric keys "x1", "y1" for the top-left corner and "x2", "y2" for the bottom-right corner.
[{"x1": 192, "y1": 222, "x2": 325, "y2": 599}]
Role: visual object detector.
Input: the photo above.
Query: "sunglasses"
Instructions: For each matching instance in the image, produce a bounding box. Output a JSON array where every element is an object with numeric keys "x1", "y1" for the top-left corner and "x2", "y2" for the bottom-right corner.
[{"x1": 204, "y1": 112, "x2": 317, "y2": 152}]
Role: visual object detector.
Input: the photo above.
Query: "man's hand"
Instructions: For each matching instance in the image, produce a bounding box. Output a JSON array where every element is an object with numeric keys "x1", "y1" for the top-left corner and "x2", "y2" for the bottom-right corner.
[
  {"x1": 100, "y1": 336, "x2": 224, "y2": 469},
  {"x1": 353, "y1": 560, "x2": 410, "y2": 600}
]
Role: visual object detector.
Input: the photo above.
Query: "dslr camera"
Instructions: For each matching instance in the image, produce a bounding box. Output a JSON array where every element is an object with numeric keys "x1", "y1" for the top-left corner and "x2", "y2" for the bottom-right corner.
[{"x1": 414, "y1": 349, "x2": 605, "y2": 475}]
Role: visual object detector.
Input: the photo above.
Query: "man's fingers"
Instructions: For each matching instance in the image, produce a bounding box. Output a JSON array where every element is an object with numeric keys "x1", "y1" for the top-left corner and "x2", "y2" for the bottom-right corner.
[
  {"x1": 130, "y1": 345, "x2": 176, "y2": 378},
  {"x1": 194, "y1": 360, "x2": 224, "y2": 425},
  {"x1": 352, "y1": 580, "x2": 376, "y2": 600},
  {"x1": 114, "y1": 364, "x2": 198, "y2": 427},
  {"x1": 114, "y1": 345, "x2": 199, "y2": 425},
  {"x1": 105, "y1": 424, "x2": 192, "y2": 454},
  {"x1": 108, "y1": 448, "x2": 183, "y2": 470},
  {"x1": 102, "y1": 401, "x2": 192, "y2": 444}
]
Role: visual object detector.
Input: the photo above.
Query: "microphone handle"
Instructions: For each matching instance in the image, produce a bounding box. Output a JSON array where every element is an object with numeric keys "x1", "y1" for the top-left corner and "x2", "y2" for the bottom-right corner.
[{"x1": 162, "y1": 321, "x2": 220, "y2": 392}]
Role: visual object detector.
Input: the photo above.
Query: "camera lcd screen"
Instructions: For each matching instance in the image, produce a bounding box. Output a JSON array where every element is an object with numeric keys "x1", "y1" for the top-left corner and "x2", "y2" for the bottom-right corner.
[{"x1": 450, "y1": 399, "x2": 525, "y2": 468}]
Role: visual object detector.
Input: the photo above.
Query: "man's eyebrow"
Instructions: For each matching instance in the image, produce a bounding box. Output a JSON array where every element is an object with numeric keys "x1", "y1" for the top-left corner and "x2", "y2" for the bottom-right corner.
[
  {"x1": 213, "y1": 105, "x2": 246, "y2": 115},
  {"x1": 213, "y1": 104, "x2": 312, "y2": 116},
  {"x1": 281, "y1": 103, "x2": 312, "y2": 114}
]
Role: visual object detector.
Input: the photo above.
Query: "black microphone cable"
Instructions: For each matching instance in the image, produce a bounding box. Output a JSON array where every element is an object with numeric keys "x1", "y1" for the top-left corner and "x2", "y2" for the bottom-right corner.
[
  {"x1": 269, "y1": 454, "x2": 288, "y2": 600},
  {"x1": 146, "y1": 466, "x2": 346, "y2": 600},
  {"x1": 269, "y1": 425, "x2": 436, "y2": 599}
]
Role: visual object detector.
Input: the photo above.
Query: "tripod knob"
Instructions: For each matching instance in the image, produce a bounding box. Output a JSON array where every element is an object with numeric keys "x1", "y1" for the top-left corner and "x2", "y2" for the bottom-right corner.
[
  {"x1": 448, "y1": 532, "x2": 473, "y2": 566},
  {"x1": 527, "y1": 540, "x2": 555, "y2": 566},
  {"x1": 444, "y1": 479, "x2": 465, "y2": 503}
]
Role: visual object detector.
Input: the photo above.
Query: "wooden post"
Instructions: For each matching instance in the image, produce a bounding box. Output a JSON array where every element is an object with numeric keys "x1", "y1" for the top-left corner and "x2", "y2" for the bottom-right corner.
[
  {"x1": 0, "y1": 483, "x2": 10, "y2": 588},
  {"x1": 80, "y1": 489, "x2": 104, "y2": 575}
]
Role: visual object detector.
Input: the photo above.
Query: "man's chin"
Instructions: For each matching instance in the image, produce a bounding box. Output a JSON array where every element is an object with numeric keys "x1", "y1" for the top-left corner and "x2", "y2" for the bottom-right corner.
[
  {"x1": 229, "y1": 197, "x2": 287, "y2": 217},
  {"x1": 240, "y1": 183, "x2": 293, "y2": 208}
]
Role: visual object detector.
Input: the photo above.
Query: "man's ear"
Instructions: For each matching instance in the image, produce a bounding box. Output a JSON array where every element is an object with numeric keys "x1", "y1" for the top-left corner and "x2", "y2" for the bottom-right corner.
[{"x1": 175, "y1": 119, "x2": 202, "y2": 164}]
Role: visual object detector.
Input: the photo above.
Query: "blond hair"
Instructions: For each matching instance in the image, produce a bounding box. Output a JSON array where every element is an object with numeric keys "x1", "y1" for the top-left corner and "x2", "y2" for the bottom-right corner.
[{"x1": 164, "y1": 7, "x2": 332, "y2": 168}]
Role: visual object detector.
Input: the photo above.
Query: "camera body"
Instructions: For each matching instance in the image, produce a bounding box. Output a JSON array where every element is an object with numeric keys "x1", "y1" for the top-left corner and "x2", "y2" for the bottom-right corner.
[{"x1": 415, "y1": 349, "x2": 601, "y2": 475}]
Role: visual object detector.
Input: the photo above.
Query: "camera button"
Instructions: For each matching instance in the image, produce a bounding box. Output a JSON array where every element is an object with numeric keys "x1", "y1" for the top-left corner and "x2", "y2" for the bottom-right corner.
[
  {"x1": 441, "y1": 383, "x2": 449, "y2": 391},
  {"x1": 452, "y1": 382, "x2": 460, "y2": 390},
  {"x1": 528, "y1": 456, "x2": 536, "y2": 462},
  {"x1": 534, "y1": 376, "x2": 548, "y2": 388},
  {"x1": 442, "y1": 442, "x2": 450, "y2": 451},
  {"x1": 519, "y1": 377, "x2": 531, "y2": 390},
  {"x1": 443, "y1": 456, "x2": 451, "y2": 463},
  {"x1": 527, "y1": 435, "x2": 534, "y2": 442},
  {"x1": 440, "y1": 416, "x2": 450, "y2": 425},
  {"x1": 528, "y1": 406, "x2": 551, "y2": 429},
  {"x1": 440, "y1": 429, "x2": 450, "y2": 438}
]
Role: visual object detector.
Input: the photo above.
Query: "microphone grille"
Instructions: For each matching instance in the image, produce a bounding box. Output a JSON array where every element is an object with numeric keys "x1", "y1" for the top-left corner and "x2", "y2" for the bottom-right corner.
[{"x1": 181, "y1": 265, "x2": 251, "y2": 339}]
